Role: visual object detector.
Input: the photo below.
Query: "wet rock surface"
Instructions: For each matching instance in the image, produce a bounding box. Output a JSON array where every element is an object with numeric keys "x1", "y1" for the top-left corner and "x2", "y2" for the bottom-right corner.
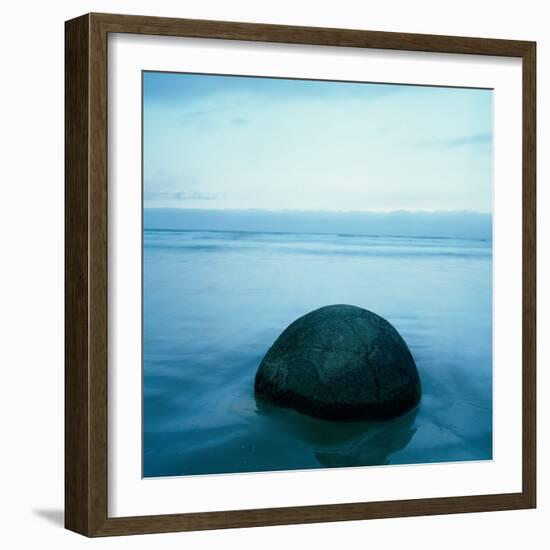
[{"x1": 254, "y1": 304, "x2": 421, "y2": 421}]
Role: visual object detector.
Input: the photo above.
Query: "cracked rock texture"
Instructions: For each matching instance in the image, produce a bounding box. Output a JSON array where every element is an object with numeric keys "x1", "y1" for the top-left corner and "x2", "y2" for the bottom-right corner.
[{"x1": 254, "y1": 304, "x2": 421, "y2": 421}]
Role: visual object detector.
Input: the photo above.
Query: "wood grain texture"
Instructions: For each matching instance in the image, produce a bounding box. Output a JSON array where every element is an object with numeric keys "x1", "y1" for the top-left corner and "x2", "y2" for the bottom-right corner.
[
  {"x1": 92, "y1": 12, "x2": 533, "y2": 56},
  {"x1": 65, "y1": 14, "x2": 91, "y2": 536},
  {"x1": 64, "y1": 12, "x2": 537, "y2": 537},
  {"x1": 88, "y1": 13, "x2": 110, "y2": 535},
  {"x1": 521, "y1": 42, "x2": 537, "y2": 508}
]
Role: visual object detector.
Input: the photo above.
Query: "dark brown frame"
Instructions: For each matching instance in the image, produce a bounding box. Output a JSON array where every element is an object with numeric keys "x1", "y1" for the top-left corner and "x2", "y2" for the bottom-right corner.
[{"x1": 65, "y1": 12, "x2": 536, "y2": 537}]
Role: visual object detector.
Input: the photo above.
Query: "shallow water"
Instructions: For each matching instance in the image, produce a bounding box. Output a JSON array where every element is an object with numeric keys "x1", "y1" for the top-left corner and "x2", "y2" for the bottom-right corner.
[{"x1": 143, "y1": 229, "x2": 492, "y2": 477}]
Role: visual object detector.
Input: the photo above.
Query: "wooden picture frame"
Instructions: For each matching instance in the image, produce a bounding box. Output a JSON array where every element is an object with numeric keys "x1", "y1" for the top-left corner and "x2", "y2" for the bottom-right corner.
[{"x1": 65, "y1": 12, "x2": 536, "y2": 537}]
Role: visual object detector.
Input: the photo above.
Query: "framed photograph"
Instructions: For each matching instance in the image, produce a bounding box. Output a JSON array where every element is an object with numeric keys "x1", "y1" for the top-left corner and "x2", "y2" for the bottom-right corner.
[{"x1": 65, "y1": 13, "x2": 536, "y2": 537}]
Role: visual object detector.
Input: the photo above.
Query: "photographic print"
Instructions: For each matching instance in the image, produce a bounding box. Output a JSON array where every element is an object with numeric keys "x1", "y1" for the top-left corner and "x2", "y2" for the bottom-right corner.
[{"x1": 142, "y1": 71, "x2": 493, "y2": 478}]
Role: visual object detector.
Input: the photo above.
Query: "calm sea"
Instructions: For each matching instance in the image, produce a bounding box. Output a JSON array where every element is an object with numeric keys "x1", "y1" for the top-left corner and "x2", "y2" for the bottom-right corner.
[{"x1": 143, "y1": 229, "x2": 492, "y2": 477}]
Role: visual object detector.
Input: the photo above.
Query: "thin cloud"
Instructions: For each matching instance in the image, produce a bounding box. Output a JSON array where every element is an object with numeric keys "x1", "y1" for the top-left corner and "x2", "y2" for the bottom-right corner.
[
  {"x1": 231, "y1": 117, "x2": 250, "y2": 126},
  {"x1": 180, "y1": 106, "x2": 229, "y2": 119},
  {"x1": 144, "y1": 190, "x2": 225, "y2": 202},
  {"x1": 414, "y1": 132, "x2": 492, "y2": 148}
]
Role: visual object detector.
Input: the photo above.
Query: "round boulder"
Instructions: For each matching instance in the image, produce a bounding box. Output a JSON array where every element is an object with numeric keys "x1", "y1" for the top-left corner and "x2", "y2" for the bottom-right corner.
[{"x1": 255, "y1": 304, "x2": 421, "y2": 421}]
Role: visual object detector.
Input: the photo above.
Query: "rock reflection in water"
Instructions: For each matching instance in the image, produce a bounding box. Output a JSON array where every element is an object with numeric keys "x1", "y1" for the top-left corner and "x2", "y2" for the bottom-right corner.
[{"x1": 255, "y1": 397, "x2": 418, "y2": 469}]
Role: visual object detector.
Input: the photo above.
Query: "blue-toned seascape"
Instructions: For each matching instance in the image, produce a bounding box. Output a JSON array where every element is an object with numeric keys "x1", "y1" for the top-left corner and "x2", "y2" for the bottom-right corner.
[{"x1": 143, "y1": 228, "x2": 492, "y2": 478}]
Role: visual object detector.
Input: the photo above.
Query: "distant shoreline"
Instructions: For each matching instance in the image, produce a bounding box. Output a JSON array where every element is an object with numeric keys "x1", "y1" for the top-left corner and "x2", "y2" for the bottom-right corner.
[
  {"x1": 143, "y1": 208, "x2": 493, "y2": 240},
  {"x1": 143, "y1": 226, "x2": 492, "y2": 242}
]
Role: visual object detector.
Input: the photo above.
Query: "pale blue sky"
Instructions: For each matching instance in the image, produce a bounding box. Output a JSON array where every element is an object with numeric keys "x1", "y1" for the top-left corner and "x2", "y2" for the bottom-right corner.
[{"x1": 143, "y1": 72, "x2": 492, "y2": 213}]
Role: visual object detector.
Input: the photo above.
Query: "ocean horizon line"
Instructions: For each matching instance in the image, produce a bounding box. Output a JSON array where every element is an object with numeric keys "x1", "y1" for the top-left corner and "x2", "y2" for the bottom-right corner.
[
  {"x1": 143, "y1": 208, "x2": 492, "y2": 240},
  {"x1": 143, "y1": 226, "x2": 492, "y2": 242}
]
